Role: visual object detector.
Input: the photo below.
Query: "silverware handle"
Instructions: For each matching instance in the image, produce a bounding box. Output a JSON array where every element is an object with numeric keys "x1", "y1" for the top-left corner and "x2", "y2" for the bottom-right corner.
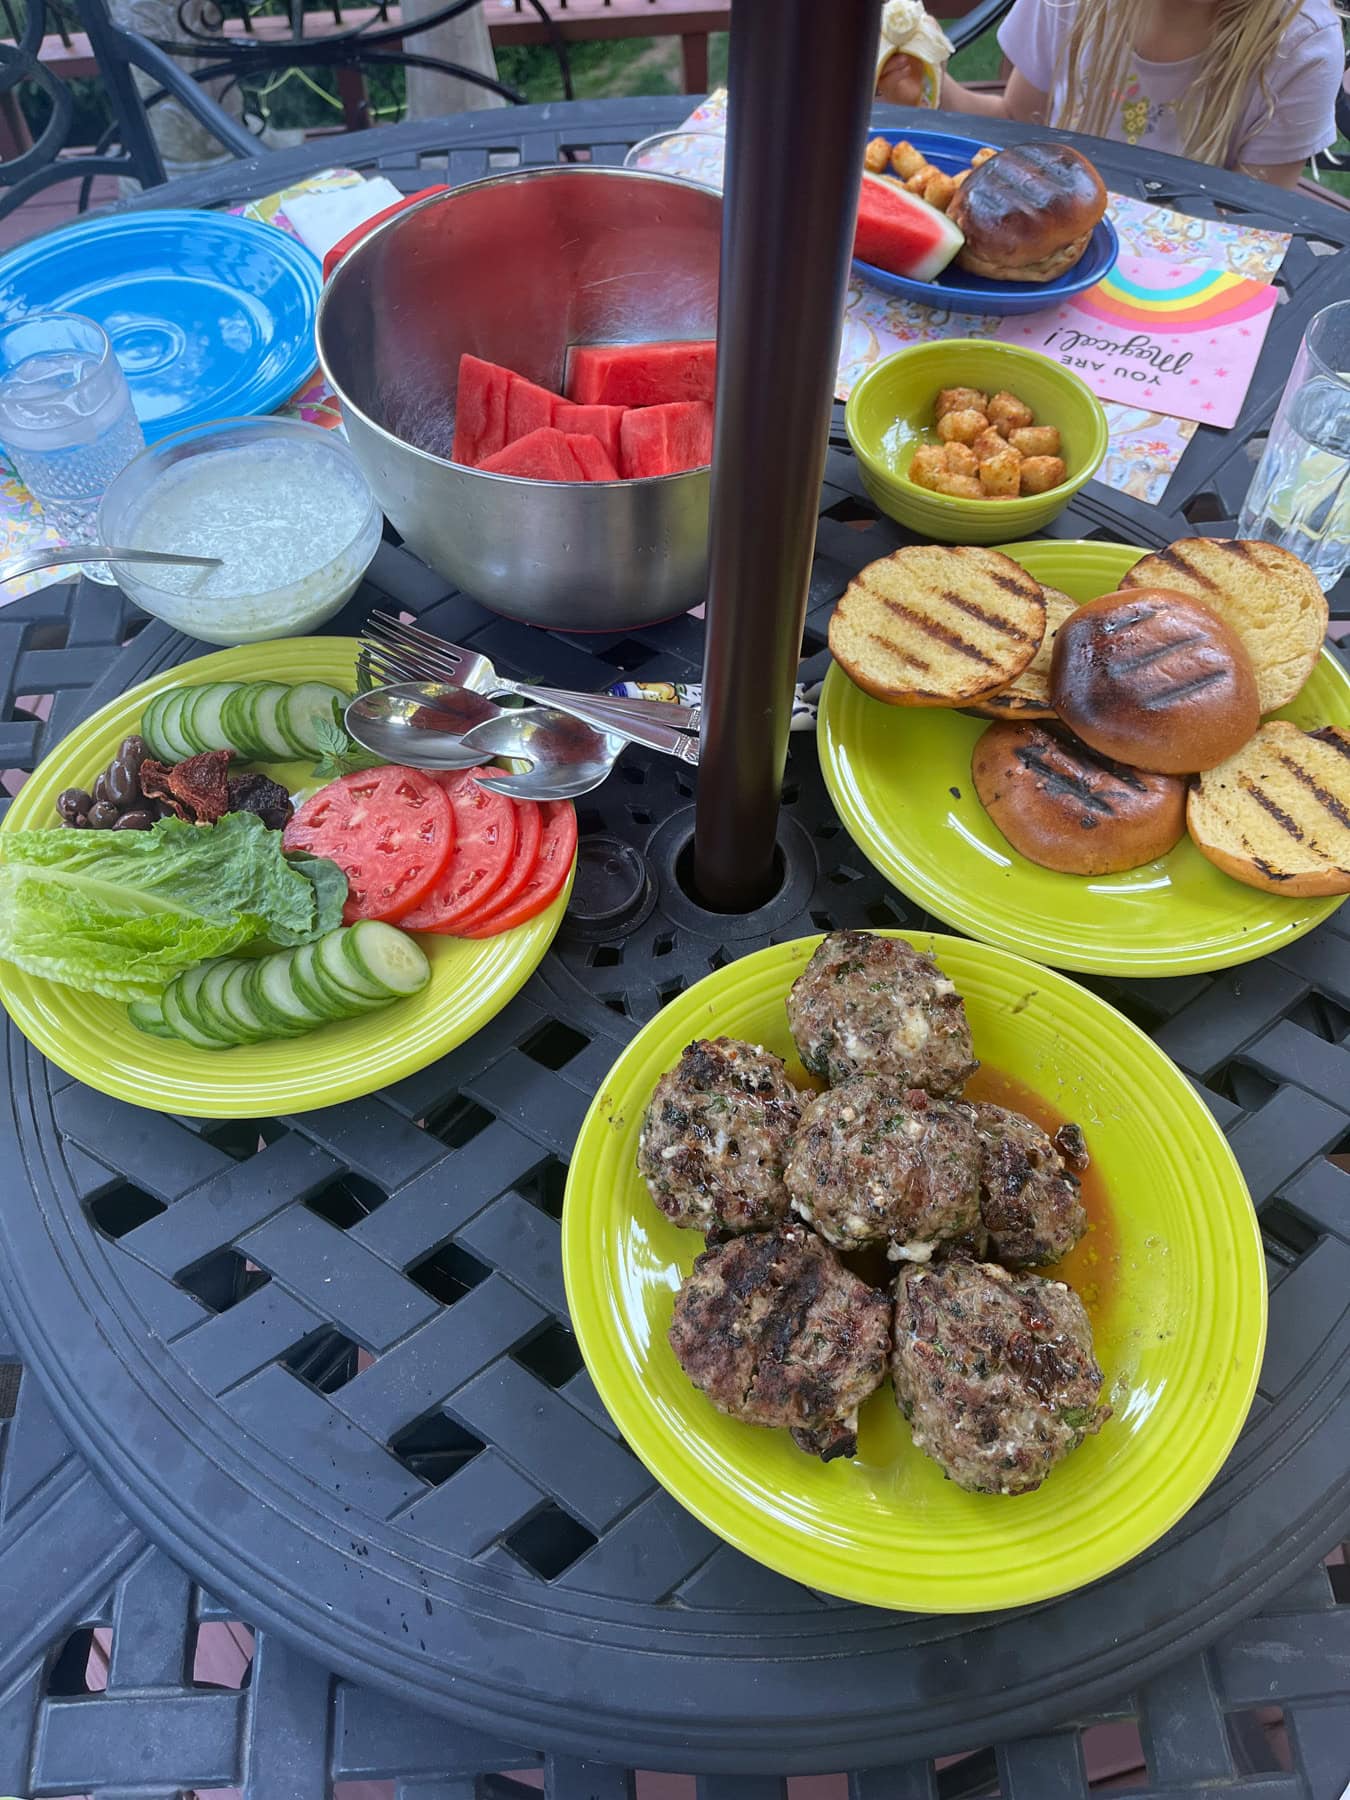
[
  {"x1": 513, "y1": 683, "x2": 700, "y2": 762},
  {"x1": 509, "y1": 680, "x2": 699, "y2": 733}
]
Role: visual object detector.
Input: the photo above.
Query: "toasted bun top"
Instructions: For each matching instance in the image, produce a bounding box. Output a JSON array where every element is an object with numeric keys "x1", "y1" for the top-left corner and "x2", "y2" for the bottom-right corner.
[{"x1": 949, "y1": 142, "x2": 1107, "y2": 263}]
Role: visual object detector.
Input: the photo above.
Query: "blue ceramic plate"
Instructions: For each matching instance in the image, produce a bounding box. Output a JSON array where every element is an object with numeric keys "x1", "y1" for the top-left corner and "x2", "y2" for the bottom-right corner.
[
  {"x1": 855, "y1": 129, "x2": 1118, "y2": 317},
  {"x1": 0, "y1": 210, "x2": 322, "y2": 440}
]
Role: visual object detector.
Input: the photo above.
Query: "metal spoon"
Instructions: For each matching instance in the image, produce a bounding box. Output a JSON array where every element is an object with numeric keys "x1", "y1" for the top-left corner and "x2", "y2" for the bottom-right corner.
[
  {"x1": 0, "y1": 545, "x2": 224, "y2": 582},
  {"x1": 344, "y1": 682, "x2": 503, "y2": 771},
  {"x1": 459, "y1": 706, "x2": 625, "y2": 801}
]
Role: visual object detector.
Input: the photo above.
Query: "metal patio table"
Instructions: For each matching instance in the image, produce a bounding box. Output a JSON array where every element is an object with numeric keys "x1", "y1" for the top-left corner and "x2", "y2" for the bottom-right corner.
[{"x1": 1, "y1": 98, "x2": 1350, "y2": 1795}]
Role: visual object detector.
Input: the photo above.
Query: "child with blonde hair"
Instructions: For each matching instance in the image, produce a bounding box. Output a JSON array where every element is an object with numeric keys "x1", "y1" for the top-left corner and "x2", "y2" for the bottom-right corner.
[{"x1": 882, "y1": 0, "x2": 1344, "y2": 190}]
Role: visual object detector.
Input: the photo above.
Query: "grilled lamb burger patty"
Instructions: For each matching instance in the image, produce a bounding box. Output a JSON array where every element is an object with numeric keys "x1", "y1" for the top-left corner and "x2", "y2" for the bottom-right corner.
[
  {"x1": 787, "y1": 930, "x2": 978, "y2": 1094},
  {"x1": 892, "y1": 1258, "x2": 1109, "y2": 1495},
  {"x1": 669, "y1": 1225, "x2": 893, "y2": 1461},
  {"x1": 638, "y1": 1037, "x2": 804, "y2": 1234},
  {"x1": 972, "y1": 1103, "x2": 1088, "y2": 1267},
  {"x1": 785, "y1": 1076, "x2": 982, "y2": 1260}
]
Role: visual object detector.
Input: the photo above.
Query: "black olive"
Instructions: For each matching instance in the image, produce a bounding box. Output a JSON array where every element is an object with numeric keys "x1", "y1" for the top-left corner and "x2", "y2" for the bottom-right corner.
[
  {"x1": 56, "y1": 787, "x2": 89, "y2": 821},
  {"x1": 105, "y1": 761, "x2": 139, "y2": 806},
  {"x1": 119, "y1": 736, "x2": 146, "y2": 771},
  {"x1": 93, "y1": 772, "x2": 113, "y2": 806},
  {"x1": 70, "y1": 813, "x2": 89, "y2": 828},
  {"x1": 113, "y1": 809, "x2": 154, "y2": 830},
  {"x1": 87, "y1": 801, "x2": 120, "y2": 828}
]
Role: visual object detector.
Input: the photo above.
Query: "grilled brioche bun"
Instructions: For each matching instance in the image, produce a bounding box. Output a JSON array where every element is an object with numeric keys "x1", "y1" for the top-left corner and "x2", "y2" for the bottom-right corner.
[
  {"x1": 1187, "y1": 722, "x2": 1350, "y2": 897},
  {"x1": 949, "y1": 143, "x2": 1107, "y2": 282},
  {"x1": 1050, "y1": 588, "x2": 1260, "y2": 774},
  {"x1": 1123, "y1": 539, "x2": 1327, "y2": 714},
  {"x1": 973, "y1": 722, "x2": 1187, "y2": 875},
  {"x1": 968, "y1": 585, "x2": 1078, "y2": 720},
  {"x1": 829, "y1": 545, "x2": 1046, "y2": 706}
]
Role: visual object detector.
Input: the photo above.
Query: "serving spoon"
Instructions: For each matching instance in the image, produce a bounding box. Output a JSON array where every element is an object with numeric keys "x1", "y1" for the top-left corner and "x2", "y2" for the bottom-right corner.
[
  {"x1": 1, "y1": 545, "x2": 223, "y2": 581},
  {"x1": 459, "y1": 706, "x2": 624, "y2": 801}
]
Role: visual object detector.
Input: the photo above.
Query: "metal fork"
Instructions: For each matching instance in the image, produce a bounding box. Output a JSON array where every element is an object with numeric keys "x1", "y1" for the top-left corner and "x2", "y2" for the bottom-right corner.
[{"x1": 360, "y1": 612, "x2": 703, "y2": 734}]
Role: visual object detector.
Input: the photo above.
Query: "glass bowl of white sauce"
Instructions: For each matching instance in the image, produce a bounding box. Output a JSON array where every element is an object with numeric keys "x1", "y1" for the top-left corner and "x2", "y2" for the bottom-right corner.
[{"x1": 99, "y1": 417, "x2": 382, "y2": 645}]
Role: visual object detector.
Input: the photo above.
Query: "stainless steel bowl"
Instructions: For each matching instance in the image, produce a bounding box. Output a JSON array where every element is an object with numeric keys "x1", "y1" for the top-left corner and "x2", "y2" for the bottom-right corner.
[{"x1": 316, "y1": 165, "x2": 722, "y2": 632}]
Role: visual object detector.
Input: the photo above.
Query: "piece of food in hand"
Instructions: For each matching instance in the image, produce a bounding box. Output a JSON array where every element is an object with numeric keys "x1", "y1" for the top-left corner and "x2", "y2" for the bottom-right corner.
[
  {"x1": 786, "y1": 1076, "x2": 981, "y2": 1260},
  {"x1": 669, "y1": 1226, "x2": 892, "y2": 1461},
  {"x1": 1122, "y1": 538, "x2": 1328, "y2": 714},
  {"x1": 972, "y1": 1103, "x2": 1088, "y2": 1266},
  {"x1": 828, "y1": 544, "x2": 1046, "y2": 707},
  {"x1": 1017, "y1": 454, "x2": 1067, "y2": 495},
  {"x1": 972, "y1": 721, "x2": 1187, "y2": 875},
  {"x1": 875, "y1": 4, "x2": 953, "y2": 109},
  {"x1": 986, "y1": 392, "x2": 1035, "y2": 434},
  {"x1": 936, "y1": 386, "x2": 989, "y2": 419},
  {"x1": 978, "y1": 446, "x2": 1022, "y2": 497},
  {"x1": 949, "y1": 142, "x2": 1107, "y2": 282},
  {"x1": 968, "y1": 584, "x2": 1078, "y2": 721},
  {"x1": 1009, "y1": 424, "x2": 1061, "y2": 458},
  {"x1": 892, "y1": 1259, "x2": 1109, "y2": 1494},
  {"x1": 638, "y1": 1036, "x2": 803, "y2": 1234},
  {"x1": 1186, "y1": 721, "x2": 1350, "y2": 897},
  {"x1": 787, "y1": 929, "x2": 978, "y2": 1095},
  {"x1": 1051, "y1": 589, "x2": 1260, "y2": 774},
  {"x1": 936, "y1": 407, "x2": 988, "y2": 446},
  {"x1": 865, "y1": 135, "x2": 893, "y2": 173},
  {"x1": 854, "y1": 174, "x2": 965, "y2": 282}
]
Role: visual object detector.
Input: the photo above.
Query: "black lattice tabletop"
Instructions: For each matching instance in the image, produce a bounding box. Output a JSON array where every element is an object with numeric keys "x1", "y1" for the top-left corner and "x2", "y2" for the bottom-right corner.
[{"x1": 1, "y1": 100, "x2": 1349, "y2": 1784}]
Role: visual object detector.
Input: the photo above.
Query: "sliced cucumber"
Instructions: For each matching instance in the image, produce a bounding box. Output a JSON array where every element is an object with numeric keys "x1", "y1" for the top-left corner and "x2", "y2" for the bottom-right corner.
[
  {"x1": 184, "y1": 681, "x2": 243, "y2": 755},
  {"x1": 249, "y1": 683, "x2": 295, "y2": 761},
  {"x1": 219, "y1": 960, "x2": 296, "y2": 1042},
  {"x1": 291, "y1": 940, "x2": 361, "y2": 1019},
  {"x1": 317, "y1": 927, "x2": 386, "y2": 1003},
  {"x1": 140, "y1": 692, "x2": 177, "y2": 762},
  {"x1": 161, "y1": 972, "x2": 230, "y2": 1050},
  {"x1": 343, "y1": 920, "x2": 432, "y2": 998},
  {"x1": 177, "y1": 961, "x2": 239, "y2": 1044},
  {"x1": 220, "y1": 685, "x2": 262, "y2": 762},
  {"x1": 252, "y1": 952, "x2": 330, "y2": 1032},
  {"x1": 127, "y1": 997, "x2": 176, "y2": 1039},
  {"x1": 279, "y1": 682, "x2": 349, "y2": 757},
  {"x1": 156, "y1": 688, "x2": 199, "y2": 762}
]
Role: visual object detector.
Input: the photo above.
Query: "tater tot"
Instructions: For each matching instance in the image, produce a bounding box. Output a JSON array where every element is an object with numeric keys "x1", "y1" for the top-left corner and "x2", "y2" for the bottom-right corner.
[
  {"x1": 931, "y1": 471, "x2": 985, "y2": 499},
  {"x1": 972, "y1": 146, "x2": 997, "y2": 167},
  {"x1": 921, "y1": 171, "x2": 958, "y2": 212},
  {"x1": 1009, "y1": 425, "x2": 1062, "y2": 458},
  {"x1": 972, "y1": 427, "x2": 1016, "y2": 464},
  {"x1": 1019, "y1": 455, "x2": 1068, "y2": 494},
  {"x1": 987, "y1": 391, "x2": 1035, "y2": 433},
  {"x1": 935, "y1": 386, "x2": 988, "y2": 419},
  {"x1": 978, "y1": 449, "x2": 1022, "y2": 497},
  {"x1": 944, "y1": 442, "x2": 979, "y2": 478},
  {"x1": 904, "y1": 168, "x2": 933, "y2": 194},
  {"x1": 909, "y1": 444, "x2": 949, "y2": 491},
  {"x1": 952, "y1": 168, "x2": 970, "y2": 189},
  {"x1": 865, "y1": 137, "x2": 892, "y2": 173},
  {"x1": 936, "y1": 408, "x2": 988, "y2": 446},
  {"x1": 890, "y1": 139, "x2": 926, "y2": 179}
]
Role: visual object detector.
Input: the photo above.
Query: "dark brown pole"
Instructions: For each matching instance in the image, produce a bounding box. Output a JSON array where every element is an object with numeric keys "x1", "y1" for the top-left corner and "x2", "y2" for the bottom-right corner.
[{"x1": 694, "y1": 0, "x2": 883, "y2": 912}]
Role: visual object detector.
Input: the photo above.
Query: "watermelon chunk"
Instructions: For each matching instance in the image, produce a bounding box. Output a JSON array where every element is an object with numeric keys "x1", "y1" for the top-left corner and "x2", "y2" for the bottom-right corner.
[
  {"x1": 551, "y1": 400, "x2": 625, "y2": 467},
  {"x1": 853, "y1": 174, "x2": 964, "y2": 282},
  {"x1": 505, "y1": 371, "x2": 558, "y2": 444},
  {"x1": 564, "y1": 432, "x2": 620, "y2": 481},
  {"x1": 619, "y1": 401, "x2": 714, "y2": 479},
  {"x1": 566, "y1": 340, "x2": 716, "y2": 407},
  {"x1": 451, "y1": 354, "x2": 512, "y2": 466},
  {"x1": 478, "y1": 427, "x2": 585, "y2": 482}
]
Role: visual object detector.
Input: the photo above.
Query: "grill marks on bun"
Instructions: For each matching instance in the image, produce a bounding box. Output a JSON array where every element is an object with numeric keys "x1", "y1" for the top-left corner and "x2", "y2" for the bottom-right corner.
[{"x1": 1188, "y1": 722, "x2": 1350, "y2": 896}]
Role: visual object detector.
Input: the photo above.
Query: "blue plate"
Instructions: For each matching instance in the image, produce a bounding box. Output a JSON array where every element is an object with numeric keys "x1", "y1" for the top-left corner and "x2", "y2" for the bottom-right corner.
[
  {"x1": 855, "y1": 129, "x2": 1118, "y2": 317},
  {"x1": 0, "y1": 210, "x2": 322, "y2": 440}
]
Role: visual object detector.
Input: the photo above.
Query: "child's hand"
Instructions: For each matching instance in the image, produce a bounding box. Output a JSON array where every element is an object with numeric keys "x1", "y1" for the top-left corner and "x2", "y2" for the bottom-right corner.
[{"x1": 876, "y1": 51, "x2": 928, "y2": 106}]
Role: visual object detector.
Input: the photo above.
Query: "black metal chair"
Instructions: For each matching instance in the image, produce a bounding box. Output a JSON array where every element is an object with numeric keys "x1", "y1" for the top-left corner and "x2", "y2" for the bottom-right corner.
[{"x1": 943, "y1": 0, "x2": 1014, "y2": 55}]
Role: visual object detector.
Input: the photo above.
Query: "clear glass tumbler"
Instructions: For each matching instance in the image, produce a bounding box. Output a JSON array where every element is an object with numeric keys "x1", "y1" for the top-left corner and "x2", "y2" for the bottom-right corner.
[
  {"x1": 0, "y1": 311, "x2": 145, "y2": 546},
  {"x1": 623, "y1": 129, "x2": 725, "y2": 192},
  {"x1": 1237, "y1": 299, "x2": 1350, "y2": 591}
]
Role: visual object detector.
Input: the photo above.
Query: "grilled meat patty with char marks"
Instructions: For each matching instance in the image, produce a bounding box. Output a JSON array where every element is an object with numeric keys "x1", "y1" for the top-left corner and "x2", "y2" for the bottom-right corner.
[
  {"x1": 787, "y1": 931, "x2": 978, "y2": 1094},
  {"x1": 638, "y1": 1037, "x2": 803, "y2": 1234},
  {"x1": 669, "y1": 1226, "x2": 893, "y2": 1461},
  {"x1": 892, "y1": 1258, "x2": 1109, "y2": 1495},
  {"x1": 973, "y1": 1103, "x2": 1088, "y2": 1267},
  {"x1": 786, "y1": 1076, "x2": 982, "y2": 1260}
]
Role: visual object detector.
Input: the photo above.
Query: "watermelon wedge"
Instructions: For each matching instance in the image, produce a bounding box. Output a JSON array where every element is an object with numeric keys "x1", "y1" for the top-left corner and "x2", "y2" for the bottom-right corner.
[
  {"x1": 552, "y1": 400, "x2": 625, "y2": 467},
  {"x1": 853, "y1": 174, "x2": 964, "y2": 282},
  {"x1": 566, "y1": 340, "x2": 716, "y2": 407},
  {"x1": 478, "y1": 427, "x2": 585, "y2": 481},
  {"x1": 564, "y1": 432, "x2": 620, "y2": 481},
  {"x1": 505, "y1": 371, "x2": 558, "y2": 444},
  {"x1": 451, "y1": 354, "x2": 512, "y2": 466},
  {"x1": 619, "y1": 401, "x2": 714, "y2": 479}
]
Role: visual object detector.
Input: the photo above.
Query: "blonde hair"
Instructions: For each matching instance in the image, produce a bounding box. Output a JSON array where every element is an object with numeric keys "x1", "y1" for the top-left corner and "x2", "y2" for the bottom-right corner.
[{"x1": 1052, "y1": 0, "x2": 1316, "y2": 166}]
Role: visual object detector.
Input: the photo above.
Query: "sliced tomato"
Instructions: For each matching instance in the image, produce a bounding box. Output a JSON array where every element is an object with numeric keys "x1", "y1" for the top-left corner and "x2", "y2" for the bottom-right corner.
[
  {"x1": 455, "y1": 800, "x2": 577, "y2": 938},
  {"x1": 282, "y1": 765, "x2": 454, "y2": 924},
  {"x1": 447, "y1": 796, "x2": 543, "y2": 934},
  {"x1": 397, "y1": 770, "x2": 519, "y2": 933}
]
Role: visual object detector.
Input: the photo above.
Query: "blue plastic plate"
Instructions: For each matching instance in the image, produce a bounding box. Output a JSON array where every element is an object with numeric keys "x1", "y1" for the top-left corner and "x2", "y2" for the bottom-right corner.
[
  {"x1": 855, "y1": 129, "x2": 1118, "y2": 317},
  {"x1": 0, "y1": 210, "x2": 322, "y2": 440}
]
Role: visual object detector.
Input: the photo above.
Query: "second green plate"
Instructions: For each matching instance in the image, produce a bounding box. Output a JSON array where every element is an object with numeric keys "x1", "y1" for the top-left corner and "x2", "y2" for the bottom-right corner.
[{"x1": 817, "y1": 539, "x2": 1350, "y2": 975}]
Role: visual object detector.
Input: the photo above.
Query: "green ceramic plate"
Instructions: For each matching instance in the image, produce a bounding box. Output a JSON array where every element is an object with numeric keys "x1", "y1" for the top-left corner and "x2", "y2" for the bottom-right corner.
[
  {"x1": 562, "y1": 933, "x2": 1267, "y2": 1612},
  {"x1": 0, "y1": 638, "x2": 572, "y2": 1117},
  {"x1": 817, "y1": 539, "x2": 1350, "y2": 974}
]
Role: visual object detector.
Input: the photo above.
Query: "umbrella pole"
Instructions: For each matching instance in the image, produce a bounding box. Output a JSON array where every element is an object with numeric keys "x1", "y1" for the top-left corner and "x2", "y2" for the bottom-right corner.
[{"x1": 693, "y1": 0, "x2": 883, "y2": 912}]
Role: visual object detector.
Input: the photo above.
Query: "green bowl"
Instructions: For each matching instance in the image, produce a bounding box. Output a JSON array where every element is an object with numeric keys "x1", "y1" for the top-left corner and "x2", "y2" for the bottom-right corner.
[{"x1": 845, "y1": 340, "x2": 1109, "y2": 545}]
